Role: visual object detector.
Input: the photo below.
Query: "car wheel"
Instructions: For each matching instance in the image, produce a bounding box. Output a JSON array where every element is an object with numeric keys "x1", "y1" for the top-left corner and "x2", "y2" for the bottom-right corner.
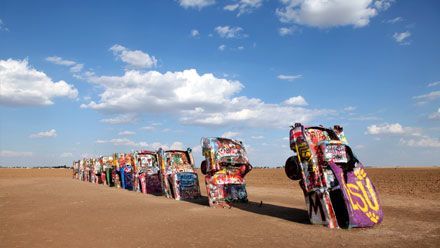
[{"x1": 285, "y1": 156, "x2": 301, "y2": 180}]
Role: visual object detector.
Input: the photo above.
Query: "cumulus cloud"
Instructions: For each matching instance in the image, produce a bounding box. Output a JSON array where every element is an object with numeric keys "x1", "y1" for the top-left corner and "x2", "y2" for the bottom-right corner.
[
  {"x1": 191, "y1": 29, "x2": 200, "y2": 37},
  {"x1": 95, "y1": 138, "x2": 185, "y2": 150},
  {"x1": 278, "y1": 74, "x2": 302, "y2": 81},
  {"x1": 278, "y1": 27, "x2": 296, "y2": 36},
  {"x1": 81, "y1": 69, "x2": 243, "y2": 112},
  {"x1": 374, "y1": 0, "x2": 394, "y2": 11},
  {"x1": 30, "y1": 129, "x2": 57, "y2": 138},
  {"x1": 0, "y1": 59, "x2": 78, "y2": 106},
  {"x1": 81, "y1": 66, "x2": 332, "y2": 129},
  {"x1": 0, "y1": 150, "x2": 33, "y2": 157},
  {"x1": 178, "y1": 0, "x2": 215, "y2": 9},
  {"x1": 118, "y1": 130, "x2": 136, "y2": 136},
  {"x1": 366, "y1": 123, "x2": 421, "y2": 136},
  {"x1": 180, "y1": 96, "x2": 331, "y2": 128},
  {"x1": 218, "y1": 44, "x2": 226, "y2": 51},
  {"x1": 366, "y1": 123, "x2": 404, "y2": 135},
  {"x1": 276, "y1": 0, "x2": 393, "y2": 28},
  {"x1": 215, "y1": 26, "x2": 246, "y2": 38},
  {"x1": 110, "y1": 44, "x2": 157, "y2": 68},
  {"x1": 283, "y1": 96, "x2": 308, "y2": 106},
  {"x1": 100, "y1": 114, "x2": 137, "y2": 125},
  {"x1": 393, "y1": 31, "x2": 411, "y2": 44},
  {"x1": 222, "y1": 131, "x2": 240, "y2": 138},
  {"x1": 400, "y1": 137, "x2": 440, "y2": 148},
  {"x1": 224, "y1": 0, "x2": 263, "y2": 16}
]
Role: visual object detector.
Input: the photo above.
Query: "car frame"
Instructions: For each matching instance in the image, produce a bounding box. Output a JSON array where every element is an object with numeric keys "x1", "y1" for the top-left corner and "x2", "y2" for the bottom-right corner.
[
  {"x1": 134, "y1": 150, "x2": 163, "y2": 195},
  {"x1": 285, "y1": 123, "x2": 383, "y2": 228},
  {"x1": 158, "y1": 148, "x2": 201, "y2": 200},
  {"x1": 200, "y1": 137, "x2": 253, "y2": 208}
]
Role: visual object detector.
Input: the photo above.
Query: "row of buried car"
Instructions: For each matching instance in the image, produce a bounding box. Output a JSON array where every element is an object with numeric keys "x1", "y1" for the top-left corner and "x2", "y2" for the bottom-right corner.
[
  {"x1": 72, "y1": 123, "x2": 384, "y2": 229},
  {"x1": 72, "y1": 137, "x2": 253, "y2": 208}
]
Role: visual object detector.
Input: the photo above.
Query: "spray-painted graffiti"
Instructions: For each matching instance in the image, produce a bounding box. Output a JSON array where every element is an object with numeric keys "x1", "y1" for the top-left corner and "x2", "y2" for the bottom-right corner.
[
  {"x1": 201, "y1": 137, "x2": 252, "y2": 208},
  {"x1": 286, "y1": 123, "x2": 383, "y2": 228},
  {"x1": 158, "y1": 149, "x2": 201, "y2": 200}
]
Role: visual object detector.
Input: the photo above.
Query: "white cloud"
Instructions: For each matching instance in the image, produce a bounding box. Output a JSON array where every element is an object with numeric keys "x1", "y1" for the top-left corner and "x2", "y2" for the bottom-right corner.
[
  {"x1": 0, "y1": 150, "x2": 33, "y2": 157},
  {"x1": 386, "y1": 16, "x2": 403, "y2": 24},
  {"x1": 218, "y1": 44, "x2": 226, "y2": 51},
  {"x1": 400, "y1": 137, "x2": 440, "y2": 148},
  {"x1": 215, "y1": 26, "x2": 245, "y2": 38},
  {"x1": 237, "y1": 46, "x2": 244, "y2": 50},
  {"x1": 60, "y1": 152, "x2": 73, "y2": 158},
  {"x1": 118, "y1": 130, "x2": 135, "y2": 136},
  {"x1": 374, "y1": 0, "x2": 394, "y2": 11},
  {"x1": 180, "y1": 96, "x2": 330, "y2": 128},
  {"x1": 251, "y1": 135, "x2": 264, "y2": 139},
  {"x1": 46, "y1": 56, "x2": 76, "y2": 66},
  {"x1": 413, "y1": 91, "x2": 440, "y2": 104},
  {"x1": 100, "y1": 114, "x2": 137, "y2": 125},
  {"x1": 428, "y1": 108, "x2": 440, "y2": 120},
  {"x1": 0, "y1": 59, "x2": 78, "y2": 106},
  {"x1": 283, "y1": 96, "x2": 308, "y2": 106},
  {"x1": 278, "y1": 74, "x2": 302, "y2": 81},
  {"x1": 179, "y1": 0, "x2": 215, "y2": 9},
  {"x1": 81, "y1": 69, "x2": 243, "y2": 112},
  {"x1": 393, "y1": 31, "x2": 411, "y2": 44},
  {"x1": 46, "y1": 56, "x2": 84, "y2": 73},
  {"x1": 0, "y1": 19, "x2": 9, "y2": 31},
  {"x1": 81, "y1": 65, "x2": 333, "y2": 129},
  {"x1": 30, "y1": 129, "x2": 57, "y2": 138},
  {"x1": 344, "y1": 106, "x2": 357, "y2": 112},
  {"x1": 222, "y1": 131, "x2": 240, "y2": 138},
  {"x1": 365, "y1": 123, "x2": 422, "y2": 136},
  {"x1": 276, "y1": 0, "x2": 391, "y2": 28},
  {"x1": 191, "y1": 29, "x2": 200, "y2": 37},
  {"x1": 428, "y1": 81, "x2": 440, "y2": 87},
  {"x1": 224, "y1": 0, "x2": 263, "y2": 16},
  {"x1": 96, "y1": 138, "x2": 137, "y2": 147},
  {"x1": 279, "y1": 27, "x2": 296, "y2": 36},
  {"x1": 110, "y1": 44, "x2": 157, "y2": 68}
]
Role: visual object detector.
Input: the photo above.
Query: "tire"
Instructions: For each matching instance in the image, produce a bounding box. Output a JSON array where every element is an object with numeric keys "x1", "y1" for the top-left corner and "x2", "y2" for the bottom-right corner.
[
  {"x1": 285, "y1": 156, "x2": 301, "y2": 180},
  {"x1": 200, "y1": 160, "x2": 207, "y2": 175}
]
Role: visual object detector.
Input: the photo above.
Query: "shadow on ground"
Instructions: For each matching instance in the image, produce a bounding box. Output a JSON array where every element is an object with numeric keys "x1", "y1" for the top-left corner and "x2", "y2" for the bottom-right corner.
[{"x1": 185, "y1": 196, "x2": 310, "y2": 224}]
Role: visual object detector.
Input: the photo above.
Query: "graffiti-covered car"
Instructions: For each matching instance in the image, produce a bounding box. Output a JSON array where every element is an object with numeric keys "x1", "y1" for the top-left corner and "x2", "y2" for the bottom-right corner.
[
  {"x1": 285, "y1": 123, "x2": 383, "y2": 228},
  {"x1": 158, "y1": 148, "x2": 201, "y2": 200},
  {"x1": 118, "y1": 153, "x2": 134, "y2": 190},
  {"x1": 134, "y1": 150, "x2": 163, "y2": 195},
  {"x1": 201, "y1": 137, "x2": 253, "y2": 208}
]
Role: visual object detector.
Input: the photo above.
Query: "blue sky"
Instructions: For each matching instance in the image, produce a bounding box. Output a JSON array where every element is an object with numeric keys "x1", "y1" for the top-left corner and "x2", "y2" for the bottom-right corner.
[{"x1": 0, "y1": 0, "x2": 439, "y2": 167}]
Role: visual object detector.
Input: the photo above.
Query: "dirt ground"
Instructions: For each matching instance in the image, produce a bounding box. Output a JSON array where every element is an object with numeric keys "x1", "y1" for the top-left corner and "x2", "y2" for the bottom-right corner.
[{"x1": 0, "y1": 167, "x2": 439, "y2": 248}]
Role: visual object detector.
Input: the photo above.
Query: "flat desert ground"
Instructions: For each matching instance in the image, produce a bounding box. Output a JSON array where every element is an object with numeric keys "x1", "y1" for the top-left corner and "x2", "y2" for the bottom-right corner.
[{"x1": 1, "y1": 167, "x2": 439, "y2": 248}]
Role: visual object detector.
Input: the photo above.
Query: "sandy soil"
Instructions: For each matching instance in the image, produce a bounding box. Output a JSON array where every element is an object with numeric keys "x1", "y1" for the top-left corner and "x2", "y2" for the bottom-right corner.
[{"x1": 0, "y1": 167, "x2": 439, "y2": 248}]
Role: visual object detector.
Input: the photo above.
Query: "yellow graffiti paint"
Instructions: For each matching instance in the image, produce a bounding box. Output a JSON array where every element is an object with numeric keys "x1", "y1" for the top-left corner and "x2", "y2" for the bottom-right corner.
[
  {"x1": 346, "y1": 183, "x2": 368, "y2": 212},
  {"x1": 356, "y1": 178, "x2": 380, "y2": 211}
]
